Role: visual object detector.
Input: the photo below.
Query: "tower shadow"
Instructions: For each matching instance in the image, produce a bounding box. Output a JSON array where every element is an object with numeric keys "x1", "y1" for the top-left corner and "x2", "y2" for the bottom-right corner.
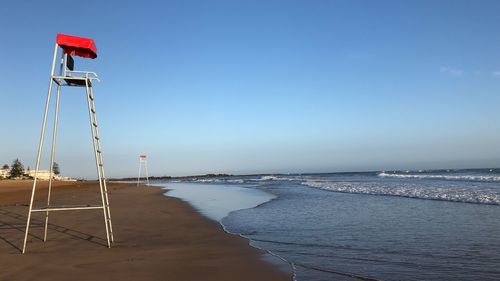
[{"x1": 0, "y1": 208, "x2": 108, "y2": 253}]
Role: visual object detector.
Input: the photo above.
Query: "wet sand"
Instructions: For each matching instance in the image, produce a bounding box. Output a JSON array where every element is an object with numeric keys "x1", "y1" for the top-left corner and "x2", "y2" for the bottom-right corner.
[{"x1": 0, "y1": 180, "x2": 291, "y2": 281}]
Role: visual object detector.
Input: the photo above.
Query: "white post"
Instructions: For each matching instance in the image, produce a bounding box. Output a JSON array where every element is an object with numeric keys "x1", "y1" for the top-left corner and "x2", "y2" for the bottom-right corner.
[
  {"x1": 43, "y1": 83, "x2": 61, "y2": 242},
  {"x1": 145, "y1": 159, "x2": 149, "y2": 185},
  {"x1": 23, "y1": 43, "x2": 59, "y2": 254},
  {"x1": 44, "y1": 49, "x2": 65, "y2": 242},
  {"x1": 137, "y1": 158, "x2": 142, "y2": 187}
]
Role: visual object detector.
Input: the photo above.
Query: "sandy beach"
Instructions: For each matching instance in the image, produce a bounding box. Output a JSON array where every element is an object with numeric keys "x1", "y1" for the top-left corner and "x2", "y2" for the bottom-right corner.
[{"x1": 0, "y1": 180, "x2": 291, "y2": 281}]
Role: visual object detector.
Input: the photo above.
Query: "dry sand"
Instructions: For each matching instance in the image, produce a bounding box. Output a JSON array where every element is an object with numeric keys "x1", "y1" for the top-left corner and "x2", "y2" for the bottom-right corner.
[{"x1": 0, "y1": 180, "x2": 292, "y2": 281}]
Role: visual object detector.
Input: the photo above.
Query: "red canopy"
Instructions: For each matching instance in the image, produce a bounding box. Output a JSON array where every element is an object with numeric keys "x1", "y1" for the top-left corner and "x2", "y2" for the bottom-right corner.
[{"x1": 56, "y1": 33, "x2": 97, "y2": 59}]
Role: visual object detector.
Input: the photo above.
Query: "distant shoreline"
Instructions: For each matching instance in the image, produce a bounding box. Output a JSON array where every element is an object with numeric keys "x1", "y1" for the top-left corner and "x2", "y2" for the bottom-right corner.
[{"x1": 109, "y1": 167, "x2": 500, "y2": 182}]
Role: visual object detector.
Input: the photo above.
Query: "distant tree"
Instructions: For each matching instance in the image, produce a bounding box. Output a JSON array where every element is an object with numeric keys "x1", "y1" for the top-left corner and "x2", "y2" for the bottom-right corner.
[
  {"x1": 52, "y1": 162, "x2": 60, "y2": 175},
  {"x1": 9, "y1": 159, "x2": 24, "y2": 178},
  {"x1": 2, "y1": 164, "x2": 8, "y2": 170}
]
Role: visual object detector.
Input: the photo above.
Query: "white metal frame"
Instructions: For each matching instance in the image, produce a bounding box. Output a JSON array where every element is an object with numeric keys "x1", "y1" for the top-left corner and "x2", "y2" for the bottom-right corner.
[
  {"x1": 137, "y1": 155, "x2": 149, "y2": 186},
  {"x1": 22, "y1": 42, "x2": 113, "y2": 254}
]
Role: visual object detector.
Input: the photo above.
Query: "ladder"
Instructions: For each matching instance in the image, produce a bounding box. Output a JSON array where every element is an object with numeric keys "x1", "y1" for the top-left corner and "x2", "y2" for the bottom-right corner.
[
  {"x1": 22, "y1": 37, "x2": 114, "y2": 253},
  {"x1": 85, "y1": 78, "x2": 114, "y2": 246}
]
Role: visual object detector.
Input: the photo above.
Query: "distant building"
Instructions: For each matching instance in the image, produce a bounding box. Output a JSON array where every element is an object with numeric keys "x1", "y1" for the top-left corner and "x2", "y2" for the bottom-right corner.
[
  {"x1": 24, "y1": 170, "x2": 74, "y2": 181},
  {"x1": 25, "y1": 170, "x2": 52, "y2": 180},
  {"x1": 0, "y1": 168, "x2": 9, "y2": 179},
  {"x1": 0, "y1": 167, "x2": 74, "y2": 181}
]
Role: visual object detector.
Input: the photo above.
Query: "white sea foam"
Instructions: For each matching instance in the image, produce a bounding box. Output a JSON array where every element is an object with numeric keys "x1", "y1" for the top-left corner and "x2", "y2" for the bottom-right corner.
[
  {"x1": 303, "y1": 180, "x2": 500, "y2": 205},
  {"x1": 378, "y1": 172, "x2": 500, "y2": 182},
  {"x1": 256, "y1": 175, "x2": 297, "y2": 181},
  {"x1": 227, "y1": 179, "x2": 245, "y2": 184},
  {"x1": 192, "y1": 178, "x2": 220, "y2": 183},
  {"x1": 259, "y1": 176, "x2": 279, "y2": 181}
]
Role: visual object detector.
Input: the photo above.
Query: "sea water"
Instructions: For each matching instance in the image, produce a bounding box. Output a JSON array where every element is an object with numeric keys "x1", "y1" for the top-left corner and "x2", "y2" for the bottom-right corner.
[
  {"x1": 163, "y1": 182, "x2": 275, "y2": 221},
  {"x1": 157, "y1": 169, "x2": 500, "y2": 281}
]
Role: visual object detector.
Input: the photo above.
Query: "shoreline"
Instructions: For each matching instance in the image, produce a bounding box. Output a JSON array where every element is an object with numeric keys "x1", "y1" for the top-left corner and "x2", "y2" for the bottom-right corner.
[
  {"x1": 158, "y1": 182, "x2": 296, "y2": 278},
  {"x1": 0, "y1": 180, "x2": 292, "y2": 281}
]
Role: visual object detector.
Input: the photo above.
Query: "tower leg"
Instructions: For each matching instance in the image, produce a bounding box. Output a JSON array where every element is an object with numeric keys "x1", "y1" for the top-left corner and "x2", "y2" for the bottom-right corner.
[
  {"x1": 137, "y1": 160, "x2": 142, "y2": 186},
  {"x1": 22, "y1": 78, "x2": 55, "y2": 253},
  {"x1": 145, "y1": 160, "x2": 149, "y2": 185},
  {"x1": 44, "y1": 84, "x2": 61, "y2": 242}
]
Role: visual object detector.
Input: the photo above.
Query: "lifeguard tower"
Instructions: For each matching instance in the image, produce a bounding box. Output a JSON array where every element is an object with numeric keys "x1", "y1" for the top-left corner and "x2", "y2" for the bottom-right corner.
[
  {"x1": 22, "y1": 34, "x2": 113, "y2": 253},
  {"x1": 137, "y1": 154, "x2": 149, "y2": 186}
]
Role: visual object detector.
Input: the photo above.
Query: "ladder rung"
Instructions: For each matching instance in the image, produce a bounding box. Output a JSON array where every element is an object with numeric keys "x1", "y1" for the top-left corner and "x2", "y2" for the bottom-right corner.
[
  {"x1": 32, "y1": 205, "x2": 104, "y2": 212},
  {"x1": 89, "y1": 95, "x2": 94, "y2": 101}
]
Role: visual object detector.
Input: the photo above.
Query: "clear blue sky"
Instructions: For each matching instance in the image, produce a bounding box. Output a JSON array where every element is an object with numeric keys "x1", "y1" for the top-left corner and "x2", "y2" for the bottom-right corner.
[{"x1": 1, "y1": 0, "x2": 499, "y2": 178}]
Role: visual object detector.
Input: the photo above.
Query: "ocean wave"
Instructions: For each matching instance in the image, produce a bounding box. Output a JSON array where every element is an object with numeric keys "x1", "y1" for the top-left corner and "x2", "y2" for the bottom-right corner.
[
  {"x1": 302, "y1": 180, "x2": 500, "y2": 205},
  {"x1": 179, "y1": 175, "x2": 297, "y2": 184},
  {"x1": 256, "y1": 175, "x2": 297, "y2": 181},
  {"x1": 378, "y1": 172, "x2": 500, "y2": 182},
  {"x1": 226, "y1": 179, "x2": 245, "y2": 184},
  {"x1": 190, "y1": 178, "x2": 245, "y2": 184},
  {"x1": 256, "y1": 176, "x2": 279, "y2": 181},
  {"x1": 191, "y1": 178, "x2": 220, "y2": 183}
]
